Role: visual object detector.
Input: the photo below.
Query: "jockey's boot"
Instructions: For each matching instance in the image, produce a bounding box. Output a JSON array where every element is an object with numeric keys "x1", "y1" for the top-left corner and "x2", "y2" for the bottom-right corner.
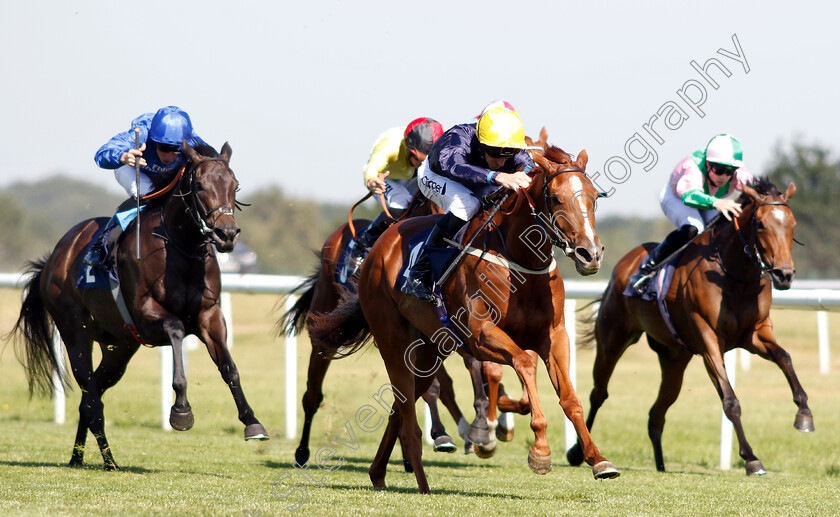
[
  {"x1": 84, "y1": 216, "x2": 118, "y2": 269},
  {"x1": 346, "y1": 210, "x2": 403, "y2": 276},
  {"x1": 83, "y1": 198, "x2": 136, "y2": 270},
  {"x1": 400, "y1": 212, "x2": 464, "y2": 303},
  {"x1": 629, "y1": 224, "x2": 698, "y2": 294}
]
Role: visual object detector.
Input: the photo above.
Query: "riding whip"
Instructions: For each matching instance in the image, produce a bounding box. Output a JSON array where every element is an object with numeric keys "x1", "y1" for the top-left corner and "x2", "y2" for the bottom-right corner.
[{"x1": 134, "y1": 128, "x2": 141, "y2": 259}]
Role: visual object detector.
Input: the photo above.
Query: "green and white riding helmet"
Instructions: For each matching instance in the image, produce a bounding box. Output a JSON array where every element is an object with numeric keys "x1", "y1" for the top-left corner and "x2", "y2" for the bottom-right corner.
[{"x1": 704, "y1": 133, "x2": 743, "y2": 168}]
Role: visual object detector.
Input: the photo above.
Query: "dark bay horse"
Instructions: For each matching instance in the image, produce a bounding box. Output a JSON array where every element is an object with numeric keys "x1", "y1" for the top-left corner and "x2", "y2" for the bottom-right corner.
[
  {"x1": 566, "y1": 177, "x2": 813, "y2": 475},
  {"x1": 11, "y1": 142, "x2": 268, "y2": 470},
  {"x1": 279, "y1": 193, "x2": 480, "y2": 468},
  {"x1": 310, "y1": 146, "x2": 620, "y2": 493}
]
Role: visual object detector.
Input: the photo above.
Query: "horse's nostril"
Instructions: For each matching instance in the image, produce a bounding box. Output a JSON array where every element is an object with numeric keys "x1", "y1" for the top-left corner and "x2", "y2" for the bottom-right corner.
[{"x1": 576, "y1": 247, "x2": 593, "y2": 263}]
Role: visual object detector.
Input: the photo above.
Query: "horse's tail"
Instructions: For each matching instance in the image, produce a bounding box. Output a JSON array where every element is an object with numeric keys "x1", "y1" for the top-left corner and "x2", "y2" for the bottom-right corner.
[
  {"x1": 276, "y1": 261, "x2": 320, "y2": 337},
  {"x1": 577, "y1": 294, "x2": 603, "y2": 350},
  {"x1": 7, "y1": 258, "x2": 68, "y2": 397},
  {"x1": 308, "y1": 285, "x2": 372, "y2": 359}
]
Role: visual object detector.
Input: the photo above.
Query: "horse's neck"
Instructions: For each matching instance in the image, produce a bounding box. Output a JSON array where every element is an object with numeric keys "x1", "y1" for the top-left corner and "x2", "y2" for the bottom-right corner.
[
  {"x1": 710, "y1": 216, "x2": 763, "y2": 282},
  {"x1": 474, "y1": 193, "x2": 554, "y2": 271},
  {"x1": 159, "y1": 193, "x2": 206, "y2": 252}
]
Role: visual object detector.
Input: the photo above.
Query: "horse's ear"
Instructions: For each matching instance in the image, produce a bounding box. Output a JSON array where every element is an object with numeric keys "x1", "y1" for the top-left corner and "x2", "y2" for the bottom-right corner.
[
  {"x1": 783, "y1": 182, "x2": 796, "y2": 201},
  {"x1": 220, "y1": 142, "x2": 232, "y2": 162},
  {"x1": 576, "y1": 149, "x2": 589, "y2": 170},
  {"x1": 539, "y1": 127, "x2": 548, "y2": 145},
  {"x1": 742, "y1": 183, "x2": 761, "y2": 202},
  {"x1": 531, "y1": 152, "x2": 553, "y2": 172},
  {"x1": 181, "y1": 140, "x2": 201, "y2": 163}
]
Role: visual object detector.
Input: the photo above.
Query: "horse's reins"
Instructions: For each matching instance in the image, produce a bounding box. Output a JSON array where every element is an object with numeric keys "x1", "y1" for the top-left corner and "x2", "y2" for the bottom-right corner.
[{"x1": 347, "y1": 192, "x2": 395, "y2": 240}]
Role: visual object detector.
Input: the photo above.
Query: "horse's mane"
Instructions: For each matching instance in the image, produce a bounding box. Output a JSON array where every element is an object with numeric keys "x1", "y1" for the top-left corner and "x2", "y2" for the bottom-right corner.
[
  {"x1": 542, "y1": 145, "x2": 573, "y2": 165},
  {"x1": 193, "y1": 142, "x2": 219, "y2": 158},
  {"x1": 744, "y1": 175, "x2": 780, "y2": 198}
]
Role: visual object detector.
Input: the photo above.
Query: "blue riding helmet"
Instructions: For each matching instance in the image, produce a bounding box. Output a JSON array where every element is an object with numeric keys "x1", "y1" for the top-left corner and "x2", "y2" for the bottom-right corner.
[{"x1": 148, "y1": 106, "x2": 193, "y2": 148}]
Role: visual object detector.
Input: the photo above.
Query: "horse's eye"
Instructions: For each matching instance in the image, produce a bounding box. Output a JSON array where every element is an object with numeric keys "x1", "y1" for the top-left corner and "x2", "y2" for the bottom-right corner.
[
  {"x1": 194, "y1": 182, "x2": 204, "y2": 191},
  {"x1": 756, "y1": 220, "x2": 765, "y2": 231}
]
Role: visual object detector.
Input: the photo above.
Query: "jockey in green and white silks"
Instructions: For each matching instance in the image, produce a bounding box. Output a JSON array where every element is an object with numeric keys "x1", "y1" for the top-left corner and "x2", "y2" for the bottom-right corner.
[
  {"x1": 661, "y1": 133, "x2": 754, "y2": 231},
  {"x1": 630, "y1": 134, "x2": 755, "y2": 294}
]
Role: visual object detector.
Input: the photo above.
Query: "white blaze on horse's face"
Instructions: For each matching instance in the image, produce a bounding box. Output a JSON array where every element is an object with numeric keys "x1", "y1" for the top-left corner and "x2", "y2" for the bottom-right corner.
[
  {"x1": 569, "y1": 175, "x2": 596, "y2": 241},
  {"x1": 770, "y1": 207, "x2": 788, "y2": 225}
]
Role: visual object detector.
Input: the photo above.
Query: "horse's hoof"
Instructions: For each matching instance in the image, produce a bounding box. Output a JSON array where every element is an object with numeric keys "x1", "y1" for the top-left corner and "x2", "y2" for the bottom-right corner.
[
  {"x1": 68, "y1": 459, "x2": 85, "y2": 468},
  {"x1": 746, "y1": 460, "x2": 767, "y2": 476},
  {"x1": 169, "y1": 408, "x2": 194, "y2": 431},
  {"x1": 593, "y1": 460, "x2": 620, "y2": 479},
  {"x1": 474, "y1": 441, "x2": 497, "y2": 459},
  {"x1": 496, "y1": 425, "x2": 514, "y2": 442},
  {"x1": 103, "y1": 462, "x2": 120, "y2": 472},
  {"x1": 245, "y1": 423, "x2": 270, "y2": 441},
  {"x1": 464, "y1": 442, "x2": 474, "y2": 455},
  {"x1": 468, "y1": 423, "x2": 490, "y2": 446},
  {"x1": 433, "y1": 434, "x2": 457, "y2": 453},
  {"x1": 527, "y1": 450, "x2": 551, "y2": 474},
  {"x1": 294, "y1": 447, "x2": 310, "y2": 467},
  {"x1": 565, "y1": 443, "x2": 584, "y2": 466},
  {"x1": 794, "y1": 413, "x2": 815, "y2": 433},
  {"x1": 403, "y1": 459, "x2": 413, "y2": 473},
  {"x1": 371, "y1": 478, "x2": 387, "y2": 490}
]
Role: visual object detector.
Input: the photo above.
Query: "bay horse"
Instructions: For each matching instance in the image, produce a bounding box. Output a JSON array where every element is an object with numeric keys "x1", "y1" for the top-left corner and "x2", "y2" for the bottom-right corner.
[
  {"x1": 279, "y1": 193, "x2": 482, "y2": 469},
  {"x1": 310, "y1": 146, "x2": 620, "y2": 493},
  {"x1": 566, "y1": 177, "x2": 813, "y2": 475},
  {"x1": 10, "y1": 142, "x2": 268, "y2": 470}
]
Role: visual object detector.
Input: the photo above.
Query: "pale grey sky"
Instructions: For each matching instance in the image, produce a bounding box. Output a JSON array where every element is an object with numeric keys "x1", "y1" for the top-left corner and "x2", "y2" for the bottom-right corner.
[{"x1": 1, "y1": 0, "x2": 836, "y2": 216}]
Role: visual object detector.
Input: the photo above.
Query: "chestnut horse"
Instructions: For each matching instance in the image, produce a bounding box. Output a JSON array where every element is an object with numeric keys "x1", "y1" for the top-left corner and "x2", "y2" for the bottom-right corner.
[
  {"x1": 279, "y1": 193, "x2": 483, "y2": 469},
  {"x1": 566, "y1": 177, "x2": 813, "y2": 475},
  {"x1": 311, "y1": 146, "x2": 620, "y2": 493},
  {"x1": 11, "y1": 142, "x2": 268, "y2": 470}
]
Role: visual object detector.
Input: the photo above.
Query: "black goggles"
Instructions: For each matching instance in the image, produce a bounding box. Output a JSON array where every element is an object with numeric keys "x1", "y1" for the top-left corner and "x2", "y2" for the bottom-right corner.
[
  {"x1": 709, "y1": 162, "x2": 738, "y2": 176},
  {"x1": 156, "y1": 143, "x2": 181, "y2": 154},
  {"x1": 482, "y1": 145, "x2": 518, "y2": 158}
]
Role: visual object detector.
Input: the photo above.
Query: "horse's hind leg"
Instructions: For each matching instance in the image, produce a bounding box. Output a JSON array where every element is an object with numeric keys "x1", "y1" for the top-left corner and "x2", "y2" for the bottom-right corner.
[
  {"x1": 646, "y1": 337, "x2": 692, "y2": 472},
  {"x1": 296, "y1": 342, "x2": 332, "y2": 466},
  {"x1": 748, "y1": 323, "x2": 814, "y2": 432},
  {"x1": 432, "y1": 363, "x2": 472, "y2": 453},
  {"x1": 57, "y1": 321, "x2": 109, "y2": 469},
  {"x1": 460, "y1": 352, "x2": 494, "y2": 457},
  {"x1": 421, "y1": 376, "x2": 456, "y2": 453},
  {"x1": 369, "y1": 406, "x2": 401, "y2": 490}
]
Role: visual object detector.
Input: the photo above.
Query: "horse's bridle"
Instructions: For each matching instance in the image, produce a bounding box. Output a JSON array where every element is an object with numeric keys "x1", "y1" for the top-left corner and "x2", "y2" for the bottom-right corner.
[
  {"x1": 533, "y1": 167, "x2": 600, "y2": 255},
  {"x1": 732, "y1": 200, "x2": 790, "y2": 277},
  {"x1": 178, "y1": 158, "x2": 237, "y2": 237}
]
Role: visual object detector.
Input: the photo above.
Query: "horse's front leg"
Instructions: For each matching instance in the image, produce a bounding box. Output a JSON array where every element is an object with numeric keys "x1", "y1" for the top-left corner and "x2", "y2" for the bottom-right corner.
[
  {"x1": 747, "y1": 321, "x2": 814, "y2": 432},
  {"x1": 198, "y1": 308, "x2": 269, "y2": 441},
  {"x1": 542, "y1": 324, "x2": 619, "y2": 479},
  {"x1": 162, "y1": 318, "x2": 194, "y2": 431},
  {"x1": 476, "y1": 331, "x2": 549, "y2": 474},
  {"x1": 701, "y1": 345, "x2": 765, "y2": 475}
]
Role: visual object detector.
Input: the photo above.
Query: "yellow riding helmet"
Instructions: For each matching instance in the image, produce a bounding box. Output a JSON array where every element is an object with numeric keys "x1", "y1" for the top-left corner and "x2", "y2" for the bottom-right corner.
[{"x1": 476, "y1": 107, "x2": 526, "y2": 150}]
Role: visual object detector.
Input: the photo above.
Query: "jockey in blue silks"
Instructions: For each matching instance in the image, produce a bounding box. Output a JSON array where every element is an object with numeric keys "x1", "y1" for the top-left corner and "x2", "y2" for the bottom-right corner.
[{"x1": 84, "y1": 106, "x2": 208, "y2": 269}]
